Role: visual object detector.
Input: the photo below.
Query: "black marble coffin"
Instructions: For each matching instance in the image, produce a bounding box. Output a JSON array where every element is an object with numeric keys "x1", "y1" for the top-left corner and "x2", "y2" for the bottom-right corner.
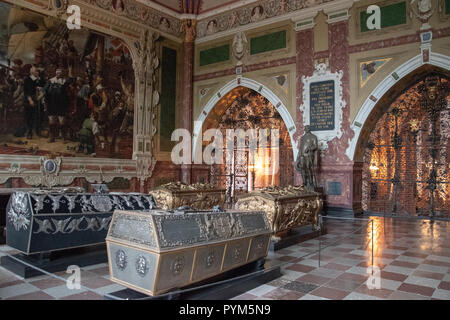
[{"x1": 6, "y1": 190, "x2": 157, "y2": 254}]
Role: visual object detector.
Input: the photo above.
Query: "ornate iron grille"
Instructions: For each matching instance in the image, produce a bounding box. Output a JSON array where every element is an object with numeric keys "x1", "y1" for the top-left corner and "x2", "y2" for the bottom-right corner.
[
  {"x1": 207, "y1": 87, "x2": 293, "y2": 204},
  {"x1": 362, "y1": 75, "x2": 449, "y2": 217}
]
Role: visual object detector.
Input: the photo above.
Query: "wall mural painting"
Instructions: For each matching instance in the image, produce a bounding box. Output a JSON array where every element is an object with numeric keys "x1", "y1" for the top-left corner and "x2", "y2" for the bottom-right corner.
[{"x1": 0, "y1": 2, "x2": 135, "y2": 159}]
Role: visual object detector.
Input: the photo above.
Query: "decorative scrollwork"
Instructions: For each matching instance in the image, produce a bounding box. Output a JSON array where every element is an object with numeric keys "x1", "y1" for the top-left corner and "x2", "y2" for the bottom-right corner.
[{"x1": 8, "y1": 192, "x2": 31, "y2": 231}]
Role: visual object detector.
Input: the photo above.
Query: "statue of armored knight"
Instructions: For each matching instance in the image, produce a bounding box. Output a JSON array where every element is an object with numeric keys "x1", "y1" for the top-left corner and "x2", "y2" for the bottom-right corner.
[{"x1": 295, "y1": 125, "x2": 319, "y2": 190}]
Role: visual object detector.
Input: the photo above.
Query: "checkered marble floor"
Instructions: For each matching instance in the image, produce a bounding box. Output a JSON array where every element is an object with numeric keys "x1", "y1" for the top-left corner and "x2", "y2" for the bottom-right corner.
[
  {"x1": 233, "y1": 216, "x2": 450, "y2": 300},
  {"x1": 1, "y1": 215, "x2": 450, "y2": 300},
  {"x1": 0, "y1": 250, "x2": 127, "y2": 300}
]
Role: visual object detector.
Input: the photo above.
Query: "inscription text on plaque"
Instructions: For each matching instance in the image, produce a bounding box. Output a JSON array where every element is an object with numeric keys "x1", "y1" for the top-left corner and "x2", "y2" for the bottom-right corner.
[{"x1": 309, "y1": 80, "x2": 335, "y2": 131}]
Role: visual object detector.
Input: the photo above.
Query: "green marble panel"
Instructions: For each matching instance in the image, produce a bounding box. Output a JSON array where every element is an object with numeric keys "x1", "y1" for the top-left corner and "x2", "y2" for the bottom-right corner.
[
  {"x1": 199, "y1": 44, "x2": 230, "y2": 66},
  {"x1": 250, "y1": 30, "x2": 287, "y2": 55},
  {"x1": 160, "y1": 46, "x2": 177, "y2": 152}
]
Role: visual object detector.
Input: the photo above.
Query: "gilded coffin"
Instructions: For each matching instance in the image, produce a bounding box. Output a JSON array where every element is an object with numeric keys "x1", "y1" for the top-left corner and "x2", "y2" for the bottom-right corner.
[
  {"x1": 106, "y1": 209, "x2": 271, "y2": 296},
  {"x1": 149, "y1": 182, "x2": 226, "y2": 210},
  {"x1": 6, "y1": 190, "x2": 157, "y2": 254},
  {"x1": 235, "y1": 186, "x2": 322, "y2": 235}
]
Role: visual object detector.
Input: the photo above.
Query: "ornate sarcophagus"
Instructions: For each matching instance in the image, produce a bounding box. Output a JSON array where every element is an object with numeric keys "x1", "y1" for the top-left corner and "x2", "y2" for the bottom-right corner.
[
  {"x1": 106, "y1": 208, "x2": 271, "y2": 296},
  {"x1": 235, "y1": 186, "x2": 322, "y2": 237},
  {"x1": 149, "y1": 182, "x2": 226, "y2": 210},
  {"x1": 6, "y1": 189, "x2": 157, "y2": 254}
]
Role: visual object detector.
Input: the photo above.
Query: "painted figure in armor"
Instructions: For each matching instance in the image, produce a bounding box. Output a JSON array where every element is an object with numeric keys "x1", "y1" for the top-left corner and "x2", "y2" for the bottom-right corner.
[
  {"x1": 44, "y1": 68, "x2": 71, "y2": 142},
  {"x1": 23, "y1": 66, "x2": 45, "y2": 139}
]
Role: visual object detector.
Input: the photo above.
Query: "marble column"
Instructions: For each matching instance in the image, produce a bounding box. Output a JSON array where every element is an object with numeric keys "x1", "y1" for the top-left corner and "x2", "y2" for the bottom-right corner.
[
  {"x1": 322, "y1": 17, "x2": 359, "y2": 213},
  {"x1": 181, "y1": 19, "x2": 197, "y2": 184}
]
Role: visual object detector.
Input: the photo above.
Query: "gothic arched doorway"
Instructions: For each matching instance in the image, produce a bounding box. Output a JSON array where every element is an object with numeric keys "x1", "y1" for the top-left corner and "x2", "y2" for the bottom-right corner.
[
  {"x1": 202, "y1": 86, "x2": 293, "y2": 202},
  {"x1": 362, "y1": 73, "x2": 449, "y2": 217}
]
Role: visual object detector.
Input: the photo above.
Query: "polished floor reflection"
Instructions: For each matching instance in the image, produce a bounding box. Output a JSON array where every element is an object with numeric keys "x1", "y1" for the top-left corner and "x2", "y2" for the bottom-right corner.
[
  {"x1": 1, "y1": 216, "x2": 450, "y2": 300},
  {"x1": 236, "y1": 216, "x2": 450, "y2": 300}
]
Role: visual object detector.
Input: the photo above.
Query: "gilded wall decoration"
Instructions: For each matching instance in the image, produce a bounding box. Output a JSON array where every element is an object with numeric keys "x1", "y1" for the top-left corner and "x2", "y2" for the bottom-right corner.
[{"x1": 82, "y1": 0, "x2": 182, "y2": 38}]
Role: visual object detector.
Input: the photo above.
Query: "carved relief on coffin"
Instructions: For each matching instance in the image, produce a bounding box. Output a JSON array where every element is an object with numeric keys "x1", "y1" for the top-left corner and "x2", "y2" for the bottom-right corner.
[
  {"x1": 205, "y1": 250, "x2": 216, "y2": 268},
  {"x1": 205, "y1": 213, "x2": 233, "y2": 239},
  {"x1": 116, "y1": 249, "x2": 128, "y2": 271},
  {"x1": 149, "y1": 182, "x2": 225, "y2": 210},
  {"x1": 8, "y1": 192, "x2": 31, "y2": 231},
  {"x1": 171, "y1": 256, "x2": 185, "y2": 275},
  {"x1": 135, "y1": 255, "x2": 149, "y2": 277}
]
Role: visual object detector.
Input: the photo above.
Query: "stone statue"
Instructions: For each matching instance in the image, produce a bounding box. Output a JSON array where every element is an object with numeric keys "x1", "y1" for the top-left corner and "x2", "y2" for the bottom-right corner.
[
  {"x1": 295, "y1": 125, "x2": 318, "y2": 190},
  {"x1": 180, "y1": 19, "x2": 197, "y2": 42},
  {"x1": 232, "y1": 31, "x2": 247, "y2": 66},
  {"x1": 410, "y1": 0, "x2": 434, "y2": 27}
]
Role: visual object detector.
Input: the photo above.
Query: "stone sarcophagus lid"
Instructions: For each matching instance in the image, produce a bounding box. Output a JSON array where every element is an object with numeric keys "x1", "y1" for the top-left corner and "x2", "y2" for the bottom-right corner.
[
  {"x1": 149, "y1": 182, "x2": 226, "y2": 210},
  {"x1": 6, "y1": 190, "x2": 157, "y2": 254},
  {"x1": 235, "y1": 186, "x2": 322, "y2": 236},
  {"x1": 106, "y1": 208, "x2": 271, "y2": 296}
]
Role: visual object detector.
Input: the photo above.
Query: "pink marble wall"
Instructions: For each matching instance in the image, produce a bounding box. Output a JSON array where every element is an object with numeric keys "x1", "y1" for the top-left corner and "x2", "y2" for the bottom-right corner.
[
  {"x1": 293, "y1": 22, "x2": 359, "y2": 211},
  {"x1": 294, "y1": 28, "x2": 314, "y2": 186},
  {"x1": 181, "y1": 41, "x2": 195, "y2": 183}
]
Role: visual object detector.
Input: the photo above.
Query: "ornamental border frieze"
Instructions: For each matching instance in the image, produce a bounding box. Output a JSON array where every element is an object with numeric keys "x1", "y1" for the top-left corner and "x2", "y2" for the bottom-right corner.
[
  {"x1": 195, "y1": 0, "x2": 342, "y2": 40},
  {"x1": 79, "y1": 0, "x2": 182, "y2": 39},
  {"x1": 0, "y1": 156, "x2": 139, "y2": 187}
]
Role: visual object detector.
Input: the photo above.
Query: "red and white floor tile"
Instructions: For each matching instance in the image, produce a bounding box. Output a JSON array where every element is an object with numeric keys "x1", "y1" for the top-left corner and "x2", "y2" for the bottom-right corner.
[{"x1": 1, "y1": 216, "x2": 450, "y2": 300}]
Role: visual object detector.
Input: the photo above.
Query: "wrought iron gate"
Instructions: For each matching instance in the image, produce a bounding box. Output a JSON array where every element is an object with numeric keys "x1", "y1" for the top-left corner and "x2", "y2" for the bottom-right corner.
[
  {"x1": 363, "y1": 74, "x2": 449, "y2": 217},
  {"x1": 210, "y1": 148, "x2": 249, "y2": 205}
]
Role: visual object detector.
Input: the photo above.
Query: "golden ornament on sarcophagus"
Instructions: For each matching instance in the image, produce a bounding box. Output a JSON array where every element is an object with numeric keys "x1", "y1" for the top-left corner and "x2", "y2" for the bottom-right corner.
[
  {"x1": 148, "y1": 182, "x2": 226, "y2": 210},
  {"x1": 235, "y1": 186, "x2": 323, "y2": 237}
]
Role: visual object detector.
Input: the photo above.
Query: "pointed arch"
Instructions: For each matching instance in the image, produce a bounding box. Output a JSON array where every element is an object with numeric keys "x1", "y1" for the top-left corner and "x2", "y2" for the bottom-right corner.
[
  {"x1": 192, "y1": 77, "x2": 297, "y2": 160},
  {"x1": 346, "y1": 52, "x2": 450, "y2": 161}
]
